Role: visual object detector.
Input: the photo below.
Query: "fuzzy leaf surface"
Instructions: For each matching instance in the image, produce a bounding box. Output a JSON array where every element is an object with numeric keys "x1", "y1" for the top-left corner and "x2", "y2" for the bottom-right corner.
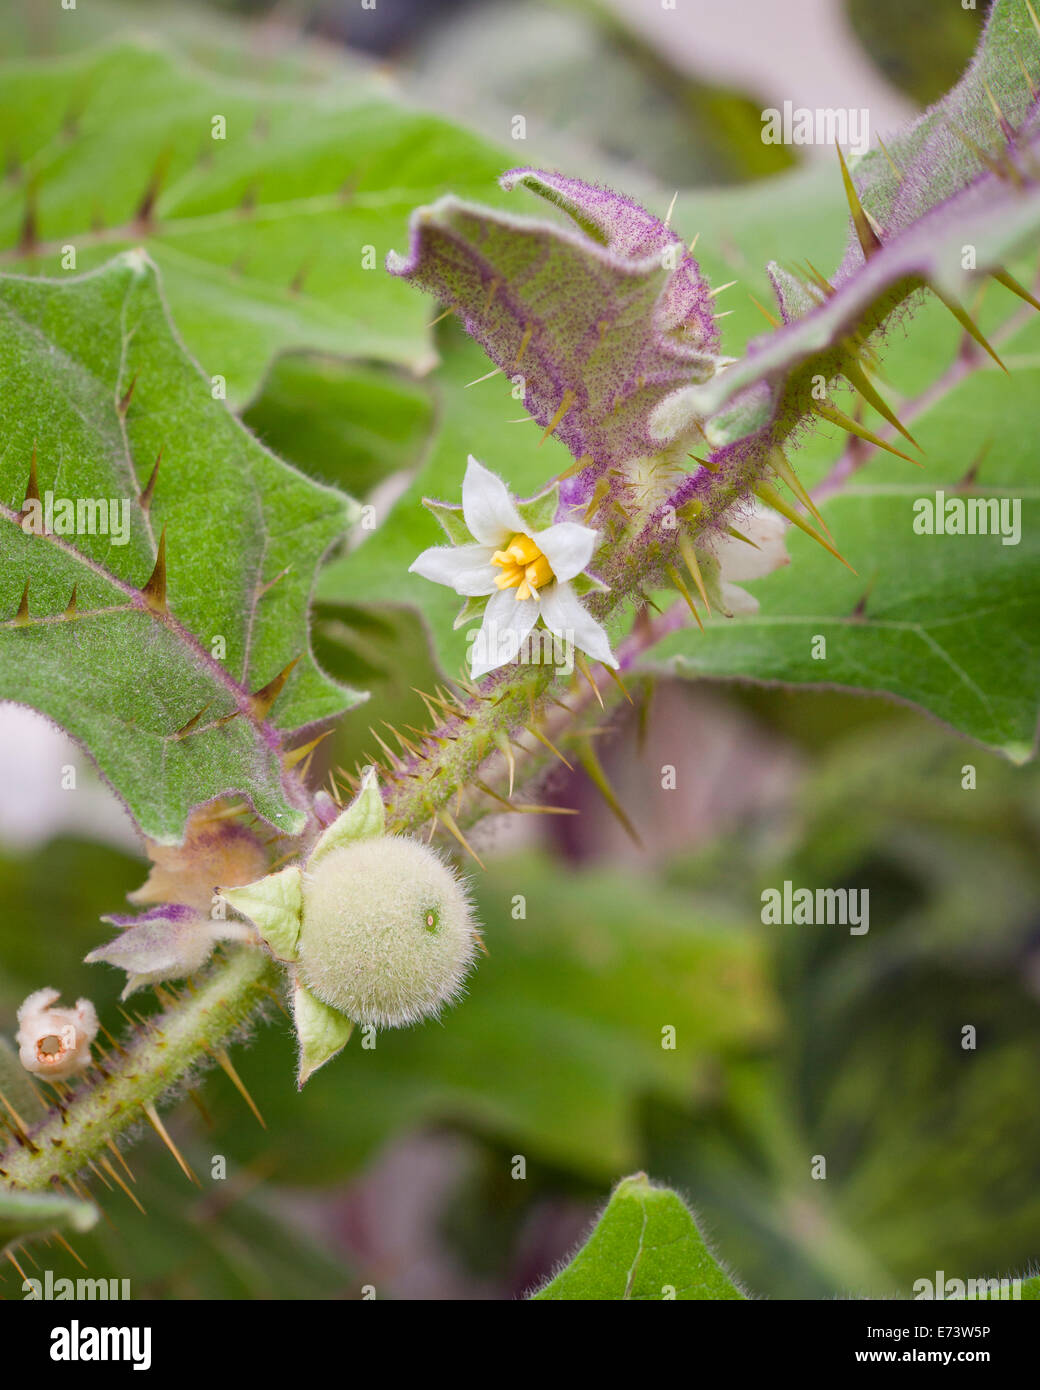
[
  {"x1": 0, "y1": 254, "x2": 360, "y2": 841},
  {"x1": 531, "y1": 1173, "x2": 745, "y2": 1300},
  {"x1": 0, "y1": 40, "x2": 511, "y2": 403}
]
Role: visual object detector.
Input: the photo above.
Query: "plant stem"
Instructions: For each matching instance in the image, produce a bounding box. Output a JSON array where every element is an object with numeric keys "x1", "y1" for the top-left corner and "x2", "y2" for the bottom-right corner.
[{"x1": 0, "y1": 948, "x2": 279, "y2": 1190}]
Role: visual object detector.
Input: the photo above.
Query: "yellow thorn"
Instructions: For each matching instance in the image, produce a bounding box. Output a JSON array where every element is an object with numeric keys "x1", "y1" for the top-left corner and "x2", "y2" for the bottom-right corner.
[
  {"x1": 810, "y1": 399, "x2": 920, "y2": 466},
  {"x1": 666, "y1": 564, "x2": 704, "y2": 631},
  {"x1": 981, "y1": 78, "x2": 1015, "y2": 141},
  {"x1": 576, "y1": 740, "x2": 642, "y2": 847},
  {"x1": 51, "y1": 1232, "x2": 87, "y2": 1268},
  {"x1": 574, "y1": 649, "x2": 604, "y2": 708},
  {"x1": 140, "y1": 447, "x2": 162, "y2": 511},
  {"x1": 249, "y1": 655, "x2": 301, "y2": 722},
  {"x1": 6, "y1": 1249, "x2": 28, "y2": 1282},
  {"x1": 754, "y1": 481, "x2": 857, "y2": 573},
  {"x1": 688, "y1": 231, "x2": 700, "y2": 254},
  {"x1": 23, "y1": 442, "x2": 40, "y2": 509},
  {"x1": 482, "y1": 278, "x2": 500, "y2": 313},
  {"x1": 947, "y1": 119, "x2": 1022, "y2": 187},
  {"x1": 836, "y1": 141, "x2": 882, "y2": 260},
  {"x1": 539, "y1": 388, "x2": 577, "y2": 447},
  {"x1": 464, "y1": 366, "x2": 503, "y2": 389},
  {"x1": 99, "y1": 1157, "x2": 146, "y2": 1214},
  {"x1": 991, "y1": 267, "x2": 1040, "y2": 312},
  {"x1": 676, "y1": 531, "x2": 712, "y2": 612},
  {"x1": 107, "y1": 1140, "x2": 135, "y2": 1182},
  {"x1": 427, "y1": 305, "x2": 455, "y2": 327},
  {"x1": 663, "y1": 189, "x2": 679, "y2": 228},
  {"x1": 437, "y1": 809, "x2": 486, "y2": 869},
  {"x1": 843, "y1": 357, "x2": 922, "y2": 447},
  {"x1": 802, "y1": 259, "x2": 836, "y2": 297},
  {"x1": 748, "y1": 294, "x2": 781, "y2": 328},
  {"x1": 726, "y1": 526, "x2": 758, "y2": 548},
  {"x1": 63, "y1": 584, "x2": 78, "y2": 620},
  {"x1": 1027, "y1": 0, "x2": 1040, "y2": 42},
  {"x1": 583, "y1": 476, "x2": 611, "y2": 525},
  {"x1": 88, "y1": 1158, "x2": 113, "y2": 1191},
  {"x1": 141, "y1": 526, "x2": 168, "y2": 614},
  {"x1": 174, "y1": 703, "x2": 212, "y2": 739},
  {"x1": 554, "y1": 453, "x2": 591, "y2": 483},
  {"x1": 767, "y1": 447, "x2": 835, "y2": 530},
  {"x1": 383, "y1": 721, "x2": 421, "y2": 757},
  {"x1": 1014, "y1": 45, "x2": 1038, "y2": 100},
  {"x1": 523, "y1": 723, "x2": 574, "y2": 770},
  {"x1": 604, "y1": 662, "x2": 633, "y2": 706},
  {"x1": 931, "y1": 287, "x2": 1008, "y2": 373},
  {"x1": 514, "y1": 322, "x2": 534, "y2": 369},
  {"x1": 367, "y1": 726, "x2": 403, "y2": 769},
  {"x1": 283, "y1": 729, "x2": 334, "y2": 771},
  {"x1": 118, "y1": 372, "x2": 138, "y2": 417},
  {"x1": 143, "y1": 1102, "x2": 199, "y2": 1185},
  {"x1": 494, "y1": 730, "x2": 515, "y2": 797},
  {"x1": 709, "y1": 279, "x2": 737, "y2": 298},
  {"x1": 0, "y1": 1085, "x2": 31, "y2": 1136},
  {"x1": 213, "y1": 1048, "x2": 266, "y2": 1129},
  {"x1": 876, "y1": 134, "x2": 902, "y2": 180},
  {"x1": 13, "y1": 579, "x2": 30, "y2": 626}
]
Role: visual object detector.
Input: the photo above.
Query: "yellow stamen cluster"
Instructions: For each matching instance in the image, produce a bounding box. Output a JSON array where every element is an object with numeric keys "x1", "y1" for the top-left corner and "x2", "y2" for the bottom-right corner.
[{"x1": 491, "y1": 533, "x2": 554, "y2": 602}]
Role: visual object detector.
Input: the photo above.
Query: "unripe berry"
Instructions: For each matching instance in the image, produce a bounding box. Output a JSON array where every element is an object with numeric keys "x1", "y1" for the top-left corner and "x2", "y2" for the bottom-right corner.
[{"x1": 296, "y1": 836, "x2": 478, "y2": 1028}]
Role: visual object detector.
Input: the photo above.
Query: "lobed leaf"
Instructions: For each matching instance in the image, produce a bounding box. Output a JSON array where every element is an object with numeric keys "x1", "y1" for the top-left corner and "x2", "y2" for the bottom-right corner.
[{"x1": 0, "y1": 253, "x2": 361, "y2": 841}]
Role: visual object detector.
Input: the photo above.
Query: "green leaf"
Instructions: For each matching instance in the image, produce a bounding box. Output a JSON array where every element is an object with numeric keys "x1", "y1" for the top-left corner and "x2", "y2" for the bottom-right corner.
[
  {"x1": 220, "y1": 866, "x2": 304, "y2": 964},
  {"x1": 0, "y1": 40, "x2": 512, "y2": 404},
  {"x1": 531, "y1": 1173, "x2": 745, "y2": 1300},
  {"x1": 0, "y1": 252, "x2": 362, "y2": 841},
  {"x1": 644, "y1": 310, "x2": 1040, "y2": 756},
  {"x1": 243, "y1": 357, "x2": 435, "y2": 502},
  {"x1": 0, "y1": 1187, "x2": 99, "y2": 1258}
]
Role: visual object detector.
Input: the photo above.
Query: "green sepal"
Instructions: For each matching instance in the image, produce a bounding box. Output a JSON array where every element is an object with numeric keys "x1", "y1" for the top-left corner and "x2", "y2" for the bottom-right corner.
[
  {"x1": 309, "y1": 774, "x2": 386, "y2": 864},
  {"x1": 292, "y1": 979, "x2": 354, "y2": 1088},
  {"x1": 570, "y1": 572, "x2": 610, "y2": 598},
  {"x1": 454, "y1": 594, "x2": 489, "y2": 630},
  {"x1": 424, "y1": 498, "x2": 474, "y2": 546},
  {"x1": 220, "y1": 865, "x2": 304, "y2": 963},
  {"x1": 516, "y1": 482, "x2": 560, "y2": 533}
]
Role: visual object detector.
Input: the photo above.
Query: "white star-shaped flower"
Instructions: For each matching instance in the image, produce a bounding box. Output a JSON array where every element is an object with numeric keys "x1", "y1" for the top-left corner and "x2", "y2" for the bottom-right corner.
[{"x1": 409, "y1": 456, "x2": 617, "y2": 679}]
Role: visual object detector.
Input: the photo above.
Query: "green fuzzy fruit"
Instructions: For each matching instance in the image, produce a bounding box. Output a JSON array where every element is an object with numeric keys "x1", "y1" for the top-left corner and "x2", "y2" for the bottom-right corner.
[{"x1": 297, "y1": 835, "x2": 478, "y2": 1028}]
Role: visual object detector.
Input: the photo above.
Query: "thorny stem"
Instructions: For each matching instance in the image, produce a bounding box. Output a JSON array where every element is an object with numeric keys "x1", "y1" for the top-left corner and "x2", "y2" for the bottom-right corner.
[
  {"x1": 14, "y1": 170, "x2": 1030, "y2": 1206},
  {"x1": 0, "y1": 949, "x2": 280, "y2": 1190}
]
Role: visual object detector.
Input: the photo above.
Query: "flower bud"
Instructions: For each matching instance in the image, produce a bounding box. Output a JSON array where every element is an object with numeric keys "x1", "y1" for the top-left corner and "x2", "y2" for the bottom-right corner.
[{"x1": 16, "y1": 988, "x2": 98, "y2": 1080}]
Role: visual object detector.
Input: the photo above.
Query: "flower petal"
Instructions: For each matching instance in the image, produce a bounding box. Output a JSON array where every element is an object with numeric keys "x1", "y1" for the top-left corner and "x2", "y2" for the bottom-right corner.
[
  {"x1": 462, "y1": 455, "x2": 525, "y2": 546},
  {"x1": 533, "y1": 521, "x2": 599, "y2": 583},
  {"x1": 537, "y1": 582, "x2": 618, "y2": 669},
  {"x1": 470, "y1": 586, "x2": 540, "y2": 678},
  {"x1": 409, "y1": 543, "x2": 498, "y2": 595},
  {"x1": 712, "y1": 503, "x2": 789, "y2": 583}
]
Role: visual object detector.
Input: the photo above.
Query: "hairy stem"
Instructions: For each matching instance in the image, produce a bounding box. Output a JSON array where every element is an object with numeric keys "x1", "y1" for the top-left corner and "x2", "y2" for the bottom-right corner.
[{"x1": 0, "y1": 949, "x2": 279, "y2": 1190}]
